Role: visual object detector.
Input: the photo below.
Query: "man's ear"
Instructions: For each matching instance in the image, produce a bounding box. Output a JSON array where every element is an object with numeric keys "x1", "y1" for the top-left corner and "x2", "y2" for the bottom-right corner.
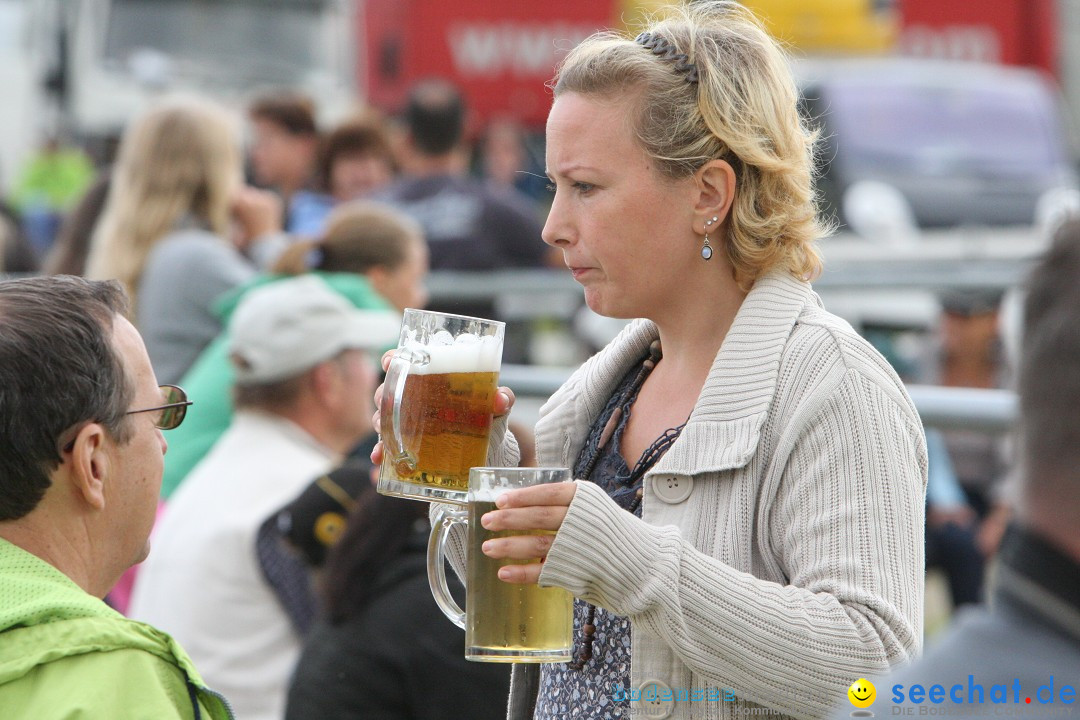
[
  {"x1": 692, "y1": 158, "x2": 737, "y2": 231},
  {"x1": 309, "y1": 360, "x2": 344, "y2": 409},
  {"x1": 366, "y1": 265, "x2": 392, "y2": 300},
  {"x1": 67, "y1": 424, "x2": 110, "y2": 511}
]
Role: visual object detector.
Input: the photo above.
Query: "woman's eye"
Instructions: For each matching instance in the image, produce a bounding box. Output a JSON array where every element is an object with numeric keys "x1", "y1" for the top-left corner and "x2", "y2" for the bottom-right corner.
[
  {"x1": 545, "y1": 182, "x2": 556, "y2": 193},
  {"x1": 573, "y1": 182, "x2": 594, "y2": 194}
]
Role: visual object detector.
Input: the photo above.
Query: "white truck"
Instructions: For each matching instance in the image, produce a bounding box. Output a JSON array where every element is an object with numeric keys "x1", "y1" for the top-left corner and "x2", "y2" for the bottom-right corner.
[
  {"x1": 0, "y1": 0, "x2": 48, "y2": 194},
  {"x1": 4, "y1": 0, "x2": 356, "y2": 180}
]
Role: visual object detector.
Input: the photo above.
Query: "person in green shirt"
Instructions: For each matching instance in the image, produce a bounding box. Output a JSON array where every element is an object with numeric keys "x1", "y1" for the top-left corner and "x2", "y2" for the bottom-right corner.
[
  {"x1": 0, "y1": 275, "x2": 232, "y2": 719},
  {"x1": 10, "y1": 138, "x2": 95, "y2": 213},
  {"x1": 160, "y1": 201, "x2": 429, "y2": 500}
]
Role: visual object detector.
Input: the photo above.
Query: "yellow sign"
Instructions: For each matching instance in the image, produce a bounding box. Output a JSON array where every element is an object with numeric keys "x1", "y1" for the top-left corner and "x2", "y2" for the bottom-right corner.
[{"x1": 620, "y1": 0, "x2": 897, "y2": 55}]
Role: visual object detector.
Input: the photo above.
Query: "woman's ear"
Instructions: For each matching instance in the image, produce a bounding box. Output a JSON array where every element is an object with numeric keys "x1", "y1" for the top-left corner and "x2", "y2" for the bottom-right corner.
[
  {"x1": 68, "y1": 424, "x2": 109, "y2": 511},
  {"x1": 692, "y1": 158, "x2": 737, "y2": 231}
]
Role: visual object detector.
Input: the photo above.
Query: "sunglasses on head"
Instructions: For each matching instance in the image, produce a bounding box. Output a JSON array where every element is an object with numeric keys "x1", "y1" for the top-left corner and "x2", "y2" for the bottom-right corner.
[{"x1": 61, "y1": 385, "x2": 193, "y2": 453}]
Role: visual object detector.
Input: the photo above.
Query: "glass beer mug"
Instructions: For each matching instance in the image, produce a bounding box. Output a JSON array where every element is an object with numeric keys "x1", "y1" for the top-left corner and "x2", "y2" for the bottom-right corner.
[
  {"x1": 377, "y1": 309, "x2": 505, "y2": 504},
  {"x1": 427, "y1": 467, "x2": 574, "y2": 662}
]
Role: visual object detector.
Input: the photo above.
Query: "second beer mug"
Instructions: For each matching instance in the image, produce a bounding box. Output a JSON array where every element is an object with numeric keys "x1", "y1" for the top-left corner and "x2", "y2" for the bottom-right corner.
[
  {"x1": 378, "y1": 309, "x2": 505, "y2": 504},
  {"x1": 427, "y1": 467, "x2": 574, "y2": 662}
]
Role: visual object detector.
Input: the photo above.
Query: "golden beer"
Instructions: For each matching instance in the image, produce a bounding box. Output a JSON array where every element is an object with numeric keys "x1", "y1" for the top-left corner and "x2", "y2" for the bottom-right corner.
[
  {"x1": 382, "y1": 370, "x2": 497, "y2": 493},
  {"x1": 464, "y1": 499, "x2": 573, "y2": 661}
]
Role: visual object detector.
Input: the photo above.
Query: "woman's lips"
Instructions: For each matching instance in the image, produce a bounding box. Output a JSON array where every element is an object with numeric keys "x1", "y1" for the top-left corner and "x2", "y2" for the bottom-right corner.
[{"x1": 569, "y1": 267, "x2": 593, "y2": 280}]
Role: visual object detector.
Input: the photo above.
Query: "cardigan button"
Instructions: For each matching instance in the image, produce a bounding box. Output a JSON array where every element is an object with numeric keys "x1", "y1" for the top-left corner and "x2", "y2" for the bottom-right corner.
[
  {"x1": 636, "y1": 679, "x2": 675, "y2": 718},
  {"x1": 653, "y1": 475, "x2": 693, "y2": 504}
]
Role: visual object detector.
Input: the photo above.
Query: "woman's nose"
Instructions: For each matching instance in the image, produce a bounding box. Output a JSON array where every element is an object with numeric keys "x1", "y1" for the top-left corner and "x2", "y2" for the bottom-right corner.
[{"x1": 541, "y1": 193, "x2": 572, "y2": 248}]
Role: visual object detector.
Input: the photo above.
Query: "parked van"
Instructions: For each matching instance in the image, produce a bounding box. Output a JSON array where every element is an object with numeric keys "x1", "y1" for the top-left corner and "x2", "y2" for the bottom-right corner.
[{"x1": 797, "y1": 58, "x2": 1078, "y2": 230}]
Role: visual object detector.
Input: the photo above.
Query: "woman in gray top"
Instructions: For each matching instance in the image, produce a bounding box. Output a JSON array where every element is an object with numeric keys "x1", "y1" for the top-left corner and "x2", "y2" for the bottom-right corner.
[{"x1": 86, "y1": 96, "x2": 285, "y2": 384}]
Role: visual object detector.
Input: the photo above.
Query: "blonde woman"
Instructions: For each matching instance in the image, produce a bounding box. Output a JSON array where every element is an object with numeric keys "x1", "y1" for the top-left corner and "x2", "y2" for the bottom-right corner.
[
  {"x1": 86, "y1": 95, "x2": 284, "y2": 384},
  {"x1": 377, "y1": 3, "x2": 926, "y2": 718}
]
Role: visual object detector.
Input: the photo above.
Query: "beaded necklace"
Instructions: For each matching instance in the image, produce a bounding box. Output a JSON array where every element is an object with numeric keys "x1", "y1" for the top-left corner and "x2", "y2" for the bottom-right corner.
[{"x1": 567, "y1": 338, "x2": 687, "y2": 670}]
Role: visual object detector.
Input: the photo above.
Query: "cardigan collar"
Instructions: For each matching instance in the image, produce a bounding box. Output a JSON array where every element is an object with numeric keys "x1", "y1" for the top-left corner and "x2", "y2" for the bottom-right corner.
[{"x1": 581, "y1": 270, "x2": 815, "y2": 477}]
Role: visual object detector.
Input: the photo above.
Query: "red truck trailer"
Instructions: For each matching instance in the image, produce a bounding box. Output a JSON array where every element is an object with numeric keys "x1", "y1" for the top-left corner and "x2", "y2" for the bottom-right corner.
[
  {"x1": 898, "y1": 0, "x2": 1058, "y2": 78},
  {"x1": 360, "y1": 0, "x2": 621, "y2": 129}
]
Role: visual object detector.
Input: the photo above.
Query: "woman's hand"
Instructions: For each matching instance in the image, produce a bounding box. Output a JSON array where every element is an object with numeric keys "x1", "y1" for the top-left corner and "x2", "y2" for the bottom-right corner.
[
  {"x1": 479, "y1": 481, "x2": 578, "y2": 584},
  {"x1": 369, "y1": 349, "x2": 516, "y2": 466},
  {"x1": 231, "y1": 186, "x2": 282, "y2": 249}
]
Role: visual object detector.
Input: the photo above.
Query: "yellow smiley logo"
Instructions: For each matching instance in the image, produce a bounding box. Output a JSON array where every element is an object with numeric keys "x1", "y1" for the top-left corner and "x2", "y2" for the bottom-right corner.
[{"x1": 848, "y1": 678, "x2": 876, "y2": 709}]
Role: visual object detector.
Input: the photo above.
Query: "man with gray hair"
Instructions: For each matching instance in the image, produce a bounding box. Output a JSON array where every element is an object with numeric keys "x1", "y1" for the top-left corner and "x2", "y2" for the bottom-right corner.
[
  {"x1": 129, "y1": 275, "x2": 399, "y2": 720},
  {"x1": 854, "y1": 220, "x2": 1080, "y2": 717},
  {"x1": 0, "y1": 275, "x2": 230, "y2": 718}
]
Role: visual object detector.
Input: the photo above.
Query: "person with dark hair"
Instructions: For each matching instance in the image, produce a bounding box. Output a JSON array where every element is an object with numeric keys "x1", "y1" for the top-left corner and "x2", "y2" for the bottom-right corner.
[
  {"x1": 0, "y1": 275, "x2": 231, "y2": 718},
  {"x1": 373, "y1": 78, "x2": 553, "y2": 320},
  {"x1": 0, "y1": 200, "x2": 38, "y2": 273},
  {"x1": 248, "y1": 91, "x2": 321, "y2": 229},
  {"x1": 319, "y1": 115, "x2": 397, "y2": 202},
  {"x1": 129, "y1": 275, "x2": 400, "y2": 720},
  {"x1": 873, "y1": 219, "x2": 1080, "y2": 716},
  {"x1": 285, "y1": 490, "x2": 511, "y2": 720},
  {"x1": 289, "y1": 114, "x2": 399, "y2": 236}
]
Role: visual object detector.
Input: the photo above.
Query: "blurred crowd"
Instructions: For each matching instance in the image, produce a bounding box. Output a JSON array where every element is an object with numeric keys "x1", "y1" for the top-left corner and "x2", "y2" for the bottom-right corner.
[
  {"x1": 0, "y1": 79, "x2": 558, "y2": 720},
  {"x1": 0, "y1": 69, "x2": 1040, "y2": 719},
  {"x1": 0, "y1": 80, "x2": 556, "y2": 279}
]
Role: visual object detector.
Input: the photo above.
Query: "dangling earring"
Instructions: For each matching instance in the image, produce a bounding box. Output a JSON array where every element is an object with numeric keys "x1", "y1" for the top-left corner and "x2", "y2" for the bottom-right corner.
[{"x1": 702, "y1": 216, "x2": 718, "y2": 261}]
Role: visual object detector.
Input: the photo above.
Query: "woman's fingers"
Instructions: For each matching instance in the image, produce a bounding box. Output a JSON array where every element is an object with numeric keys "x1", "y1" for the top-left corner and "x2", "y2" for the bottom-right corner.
[
  {"x1": 481, "y1": 534, "x2": 551, "y2": 584},
  {"x1": 481, "y1": 532, "x2": 555, "y2": 560},
  {"x1": 496, "y1": 561, "x2": 543, "y2": 584},
  {"x1": 494, "y1": 386, "x2": 515, "y2": 417},
  {"x1": 481, "y1": 505, "x2": 569, "y2": 533},
  {"x1": 494, "y1": 482, "x2": 577, "y2": 510},
  {"x1": 477, "y1": 481, "x2": 577, "y2": 584},
  {"x1": 370, "y1": 380, "x2": 385, "y2": 464}
]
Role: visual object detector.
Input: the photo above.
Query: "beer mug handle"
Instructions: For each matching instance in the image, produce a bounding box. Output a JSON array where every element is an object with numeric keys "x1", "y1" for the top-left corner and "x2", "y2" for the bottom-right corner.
[
  {"x1": 383, "y1": 347, "x2": 430, "y2": 474},
  {"x1": 427, "y1": 505, "x2": 468, "y2": 630}
]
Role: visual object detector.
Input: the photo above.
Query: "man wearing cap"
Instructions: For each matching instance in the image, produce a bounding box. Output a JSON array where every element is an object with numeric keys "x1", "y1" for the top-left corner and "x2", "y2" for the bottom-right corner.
[{"x1": 129, "y1": 275, "x2": 399, "y2": 720}]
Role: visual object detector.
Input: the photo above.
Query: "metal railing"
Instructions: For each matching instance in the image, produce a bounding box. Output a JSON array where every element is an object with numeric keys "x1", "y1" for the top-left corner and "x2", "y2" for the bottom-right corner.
[
  {"x1": 4, "y1": 266, "x2": 1022, "y2": 433},
  {"x1": 425, "y1": 232, "x2": 1045, "y2": 308},
  {"x1": 499, "y1": 364, "x2": 1018, "y2": 433}
]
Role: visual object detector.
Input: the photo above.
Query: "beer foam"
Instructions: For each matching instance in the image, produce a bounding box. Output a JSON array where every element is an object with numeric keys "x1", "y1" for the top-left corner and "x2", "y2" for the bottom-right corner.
[
  {"x1": 403, "y1": 334, "x2": 502, "y2": 374},
  {"x1": 472, "y1": 487, "x2": 512, "y2": 503}
]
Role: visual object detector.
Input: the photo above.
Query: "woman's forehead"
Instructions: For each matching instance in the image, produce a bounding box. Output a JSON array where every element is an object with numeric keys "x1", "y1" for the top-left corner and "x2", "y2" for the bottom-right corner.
[{"x1": 546, "y1": 94, "x2": 641, "y2": 170}]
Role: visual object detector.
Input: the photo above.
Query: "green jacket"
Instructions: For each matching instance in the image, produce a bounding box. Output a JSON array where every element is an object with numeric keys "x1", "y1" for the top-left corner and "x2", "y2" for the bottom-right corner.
[
  {"x1": 0, "y1": 538, "x2": 233, "y2": 719},
  {"x1": 160, "y1": 271, "x2": 392, "y2": 499}
]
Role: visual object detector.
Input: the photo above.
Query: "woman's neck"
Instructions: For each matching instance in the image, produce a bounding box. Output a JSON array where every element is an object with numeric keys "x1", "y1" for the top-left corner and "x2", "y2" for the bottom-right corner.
[{"x1": 651, "y1": 276, "x2": 748, "y2": 378}]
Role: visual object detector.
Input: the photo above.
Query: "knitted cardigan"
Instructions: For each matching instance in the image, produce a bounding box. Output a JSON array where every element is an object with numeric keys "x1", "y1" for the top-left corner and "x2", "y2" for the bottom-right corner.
[{"x1": 444, "y1": 270, "x2": 927, "y2": 720}]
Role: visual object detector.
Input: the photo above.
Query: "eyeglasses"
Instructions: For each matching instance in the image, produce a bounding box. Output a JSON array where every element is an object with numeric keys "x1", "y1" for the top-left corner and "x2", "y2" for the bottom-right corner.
[
  {"x1": 127, "y1": 384, "x2": 192, "y2": 430},
  {"x1": 61, "y1": 385, "x2": 193, "y2": 454}
]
